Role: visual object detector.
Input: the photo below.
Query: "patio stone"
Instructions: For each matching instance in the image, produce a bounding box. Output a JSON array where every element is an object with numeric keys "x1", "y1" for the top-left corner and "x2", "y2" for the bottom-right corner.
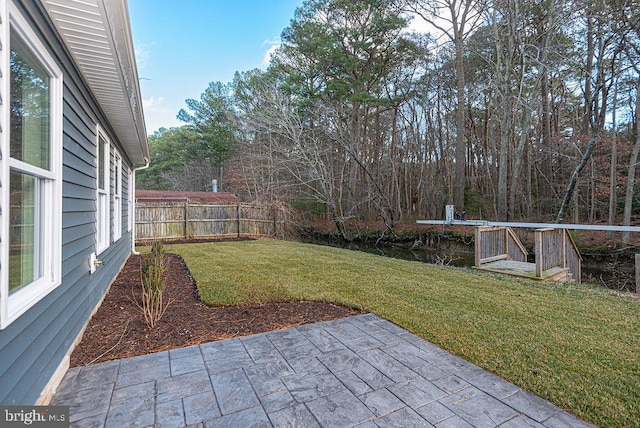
[
  {"x1": 156, "y1": 370, "x2": 213, "y2": 403},
  {"x1": 205, "y1": 406, "x2": 271, "y2": 428},
  {"x1": 359, "y1": 388, "x2": 405, "y2": 417},
  {"x1": 183, "y1": 391, "x2": 221, "y2": 425},
  {"x1": 116, "y1": 363, "x2": 170, "y2": 389},
  {"x1": 111, "y1": 381, "x2": 155, "y2": 405},
  {"x1": 343, "y1": 335, "x2": 384, "y2": 353},
  {"x1": 503, "y1": 389, "x2": 563, "y2": 422},
  {"x1": 360, "y1": 348, "x2": 419, "y2": 383},
  {"x1": 204, "y1": 350, "x2": 253, "y2": 374},
  {"x1": 72, "y1": 360, "x2": 119, "y2": 390},
  {"x1": 317, "y1": 348, "x2": 371, "y2": 372},
  {"x1": 50, "y1": 382, "x2": 113, "y2": 423},
  {"x1": 242, "y1": 334, "x2": 283, "y2": 364},
  {"x1": 438, "y1": 386, "x2": 520, "y2": 427},
  {"x1": 372, "y1": 406, "x2": 432, "y2": 427},
  {"x1": 169, "y1": 344, "x2": 202, "y2": 359},
  {"x1": 500, "y1": 415, "x2": 546, "y2": 427},
  {"x1": 259, "y1": 389, "x2": 297, "y2": 413},
  {"x1": 333, "y1": 369, "x2": 373, "y2": 396},
  {"x1": 351, "y1": 363, "x2": 394, "y2": 390},
  {"x1": 199, "y1": 338, "x2": 246, "y2": 361},
  {"x1": 432, "y1": 374, "x2": 471, "y2": 394},
  {"x1": 412, "y1": 362, "x2": 449, "y2": 381},
  {"x1": 415, "y1": 400, "x2": 456, "y2": 425},
  {"x1": 456, "y1": 366, "x2": 521, "y2": 400},
  {"x1": 244, "y1": 359, "x2": 294, "y2": 383},
  {"x1": 267, "y1": 328, "x2": 307, "y2": 350},
  {"x1": 105, "y1": 394, "x2": 154, "y2": 427},
  {"x1": 170, "y1": 353, "x2": 206, "y2": 376},
  {"x1": 282, "y1": 371, "x2": 345, "y2": 403},
  {"x1": 277, "y1": 341, "x2": 322, "y2": 361},
  {"x1": 303, "y1": 329, "x2": 348, "y2": 353},
  {"x1": 388, "y1": 376, "x2": 447, "y2": 408},
  {"x1": 156, "y1": 398, "x2": 186, "y2": 427},
  {"x1": 434, "y1": 414, "x2": 475, "y2": 428},
  {"x1": 210, "y1": 368, "x2": 260, "y2": 414},
  {"x1": 543, "y1": 411, "x2": 598, "y2": 427},
  {"x1": 306, "y1": 389, "x2": 375, "y2": 427},
  {"x1": 286, "y1": 356, "x2": 329, "y2": 376},
  {"x1": 119, "y1": 350, "x2": 168, "y2": 373},
  {"x1": 267, "y1": 403, "x2": 320, "y2": 428},
  {"x1": 54, "y1": 367, "x2": 80, "y2": 395}
]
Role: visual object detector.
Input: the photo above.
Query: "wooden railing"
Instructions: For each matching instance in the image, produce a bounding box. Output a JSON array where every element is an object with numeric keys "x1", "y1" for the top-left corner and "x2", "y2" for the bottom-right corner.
[
  {"x1": 136, "y1": 202, "x2": 284, "y2": 241},
  {"x1": 474, "y1": 226, "x2": 528, "y2": 267},
  {"x1": 534, "y1": 228, "x2": 582, "y2": 283}
]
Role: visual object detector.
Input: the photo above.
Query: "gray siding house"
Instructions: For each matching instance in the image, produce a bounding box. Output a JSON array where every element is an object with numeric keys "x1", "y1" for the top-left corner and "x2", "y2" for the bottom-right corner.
[{"x1": 0, "y1": 0, "x2": 149, "y2": 404}]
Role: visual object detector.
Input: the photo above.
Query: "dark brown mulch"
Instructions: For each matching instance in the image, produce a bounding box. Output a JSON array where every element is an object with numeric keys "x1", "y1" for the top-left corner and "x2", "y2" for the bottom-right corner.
[{"x1": 70, "y1": 254, "x2": 362, "y2": 367}]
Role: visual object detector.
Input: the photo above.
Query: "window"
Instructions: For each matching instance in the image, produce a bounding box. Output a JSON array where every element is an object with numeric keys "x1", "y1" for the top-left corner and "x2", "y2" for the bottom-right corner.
[
  {"x1": 1, "y1": 2, "x2": 63, "y2": 328},
  {"x1": 96, "y1": 128, "x2": 110, "y2": 253},
  {"x1": 113, "y1": 150, "x2": 122, "y2": 242}
]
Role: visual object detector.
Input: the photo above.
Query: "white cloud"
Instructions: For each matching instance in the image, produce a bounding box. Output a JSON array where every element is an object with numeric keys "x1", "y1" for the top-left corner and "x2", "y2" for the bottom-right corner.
[
  {"x1": 261, "y1": 38, "x2": 281, "y2": 67},
  {"x1": 134, "y1": 42, "x2": 152, "y2": 71},
  {"x1": 141, "y1": 96, "x2": 183, "y2": 134},
  {"x1": 143, "y1": 96, "x2": 165, "y2": 109}
]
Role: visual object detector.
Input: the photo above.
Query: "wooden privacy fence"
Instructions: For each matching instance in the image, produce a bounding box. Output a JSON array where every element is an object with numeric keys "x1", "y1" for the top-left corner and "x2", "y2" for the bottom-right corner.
[{"x1": 136, "y1": 202, "x2": 284, "y2": 241}]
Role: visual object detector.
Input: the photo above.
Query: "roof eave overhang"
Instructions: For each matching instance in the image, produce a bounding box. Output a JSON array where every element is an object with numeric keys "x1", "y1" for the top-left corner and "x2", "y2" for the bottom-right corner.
[{"x1": 42, "y1": 0, "x2": 149, "y2": 164}]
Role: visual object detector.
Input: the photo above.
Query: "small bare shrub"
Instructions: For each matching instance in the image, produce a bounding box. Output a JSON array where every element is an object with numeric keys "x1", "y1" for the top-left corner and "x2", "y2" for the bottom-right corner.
[
  {"x1": 434, "y1": 253, "x2": 460, "y2": 266},
  {"x1": 137, "y1": 242, "x2": 170, "y2": 328}
]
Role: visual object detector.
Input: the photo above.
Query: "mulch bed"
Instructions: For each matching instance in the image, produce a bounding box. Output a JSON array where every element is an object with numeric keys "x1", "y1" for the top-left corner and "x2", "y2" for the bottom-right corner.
[{"x1": 70, "y1": 254, "x2": 362, "y2": 367}]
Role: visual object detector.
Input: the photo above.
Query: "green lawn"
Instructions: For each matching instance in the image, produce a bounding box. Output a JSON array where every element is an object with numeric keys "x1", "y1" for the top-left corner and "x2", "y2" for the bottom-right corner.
[{"x1": 165, "y1": 240, "x2": 639, "y2": 427}]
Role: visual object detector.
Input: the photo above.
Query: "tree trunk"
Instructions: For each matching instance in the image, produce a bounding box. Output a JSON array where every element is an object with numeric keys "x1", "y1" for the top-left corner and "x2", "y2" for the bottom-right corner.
[
  {"x1": 454, "y1": 36, "x2": 466, "y2": 212},
  {"x1": 607, "y1": 81, "x2": 618, "y2": 239},
  {"x1": 622, "y1": 78, "x2": 640, "y2": 243},
  {"x1": 556, "y1": 127, "x2": 599, "y2": 223},
  {"x1": 583, "y1": 13, "x2": 594, "y2": 135}
]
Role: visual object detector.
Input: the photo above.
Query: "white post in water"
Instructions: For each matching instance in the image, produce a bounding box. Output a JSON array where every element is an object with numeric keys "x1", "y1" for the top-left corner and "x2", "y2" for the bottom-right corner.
[
  {"x1": 445, "y1": 205, "x2": 454, "y2": 222},
  {"x1": 636, "y1": 254, "x2": 640, "y2": 294}
]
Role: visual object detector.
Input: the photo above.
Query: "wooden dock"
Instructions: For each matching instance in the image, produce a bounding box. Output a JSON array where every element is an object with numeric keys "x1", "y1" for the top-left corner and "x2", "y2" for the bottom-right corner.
[{"x1": 473, "y1": 226, "x2": 581, "y2": 283}]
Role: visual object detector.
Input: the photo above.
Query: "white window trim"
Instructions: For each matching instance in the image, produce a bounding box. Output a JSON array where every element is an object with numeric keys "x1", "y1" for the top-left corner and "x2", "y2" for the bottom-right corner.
[
  {"x1": 113, "y1": 149, "x2": 122, "y2": 242},
  {"x1": 96, "y1": 127, "x2": 110, "y2": 254},
  {"x1": 0, "y1": 1, "x2": 63, "y2": 328},
  {"x1": 127, "y1": 168, "x2": 133, "y2": 232}
]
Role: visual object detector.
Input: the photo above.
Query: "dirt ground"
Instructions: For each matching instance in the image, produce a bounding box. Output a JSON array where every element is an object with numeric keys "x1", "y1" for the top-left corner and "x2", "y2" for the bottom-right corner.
[{"x1": 70, "y1": 254, "x2": 362, "y2": 367}]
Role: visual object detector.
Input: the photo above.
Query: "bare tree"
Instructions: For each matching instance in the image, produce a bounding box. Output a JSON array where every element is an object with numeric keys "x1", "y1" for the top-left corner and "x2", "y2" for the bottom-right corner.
[{"x1": 407, "y1": 0, "x2": 484, "y2": 212}]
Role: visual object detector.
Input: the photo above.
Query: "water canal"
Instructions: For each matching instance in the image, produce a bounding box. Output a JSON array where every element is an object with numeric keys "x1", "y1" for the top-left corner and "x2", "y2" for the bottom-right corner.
[{"x1": 300, "y1": 229, "x2": 638, "y2": 293}]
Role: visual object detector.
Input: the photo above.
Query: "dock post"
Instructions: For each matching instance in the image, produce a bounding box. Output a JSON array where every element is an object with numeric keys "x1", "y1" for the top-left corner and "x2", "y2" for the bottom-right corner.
[
  {"x1": 636, "y1": 254, "x2": 640, "y2": 294},
  {"x1": 474, "y1": 227, "x2": 481, "y2": 267}
]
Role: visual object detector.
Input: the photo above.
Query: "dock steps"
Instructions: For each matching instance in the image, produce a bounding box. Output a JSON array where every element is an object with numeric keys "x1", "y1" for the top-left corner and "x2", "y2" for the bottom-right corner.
[{"x1": 475, "y1": 260, "x2": 573, "y2": 283}]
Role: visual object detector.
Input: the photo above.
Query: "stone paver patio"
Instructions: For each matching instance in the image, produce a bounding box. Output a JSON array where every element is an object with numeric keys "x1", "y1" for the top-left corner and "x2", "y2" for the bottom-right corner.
[{"x1": 51, "y1": 314, "x2": 595, "y2": 427}]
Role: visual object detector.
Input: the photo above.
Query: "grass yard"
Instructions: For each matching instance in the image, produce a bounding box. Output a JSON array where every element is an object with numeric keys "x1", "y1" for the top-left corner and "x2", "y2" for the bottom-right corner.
[{"x1": 166, "y1": 240, "x2": 639, "y2": 427}]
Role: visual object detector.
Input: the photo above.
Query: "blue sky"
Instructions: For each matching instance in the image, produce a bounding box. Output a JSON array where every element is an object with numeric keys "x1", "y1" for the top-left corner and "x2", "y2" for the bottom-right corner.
[{"x1": 129, "y1": 1, "x2": 303, "y2": 135}]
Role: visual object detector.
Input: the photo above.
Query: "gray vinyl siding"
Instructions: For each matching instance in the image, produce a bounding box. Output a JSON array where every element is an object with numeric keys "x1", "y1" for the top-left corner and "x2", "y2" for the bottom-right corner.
[{"x1": 0, "y1": 1, "x2": 137, "y2": 404}]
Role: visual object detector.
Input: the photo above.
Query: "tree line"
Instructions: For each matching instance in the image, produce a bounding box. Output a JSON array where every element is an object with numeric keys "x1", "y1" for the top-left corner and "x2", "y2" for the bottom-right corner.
[{"x1": 138, "y1": 0, "x2": 640, "y2": 241}]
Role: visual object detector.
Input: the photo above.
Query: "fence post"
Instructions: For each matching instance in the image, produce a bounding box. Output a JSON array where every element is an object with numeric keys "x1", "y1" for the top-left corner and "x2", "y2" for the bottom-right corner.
[
  {"x1": 237, "y1": 203, "x2": 241, "y2": 238},
  {"x1": 184, "y1": 201, "x2": 189, "y2": 239},
  {"x1": 635, "y1": 254, "x2": 639, "y2": 294},
  {"x1": 273, "y1": 208, "x2": 278, "y2": 238}
]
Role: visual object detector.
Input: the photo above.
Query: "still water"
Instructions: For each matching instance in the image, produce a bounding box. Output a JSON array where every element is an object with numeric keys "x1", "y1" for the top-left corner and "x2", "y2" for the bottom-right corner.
[{"x1": 300, "y1": 235, "x2": 636, "y2": 292}]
